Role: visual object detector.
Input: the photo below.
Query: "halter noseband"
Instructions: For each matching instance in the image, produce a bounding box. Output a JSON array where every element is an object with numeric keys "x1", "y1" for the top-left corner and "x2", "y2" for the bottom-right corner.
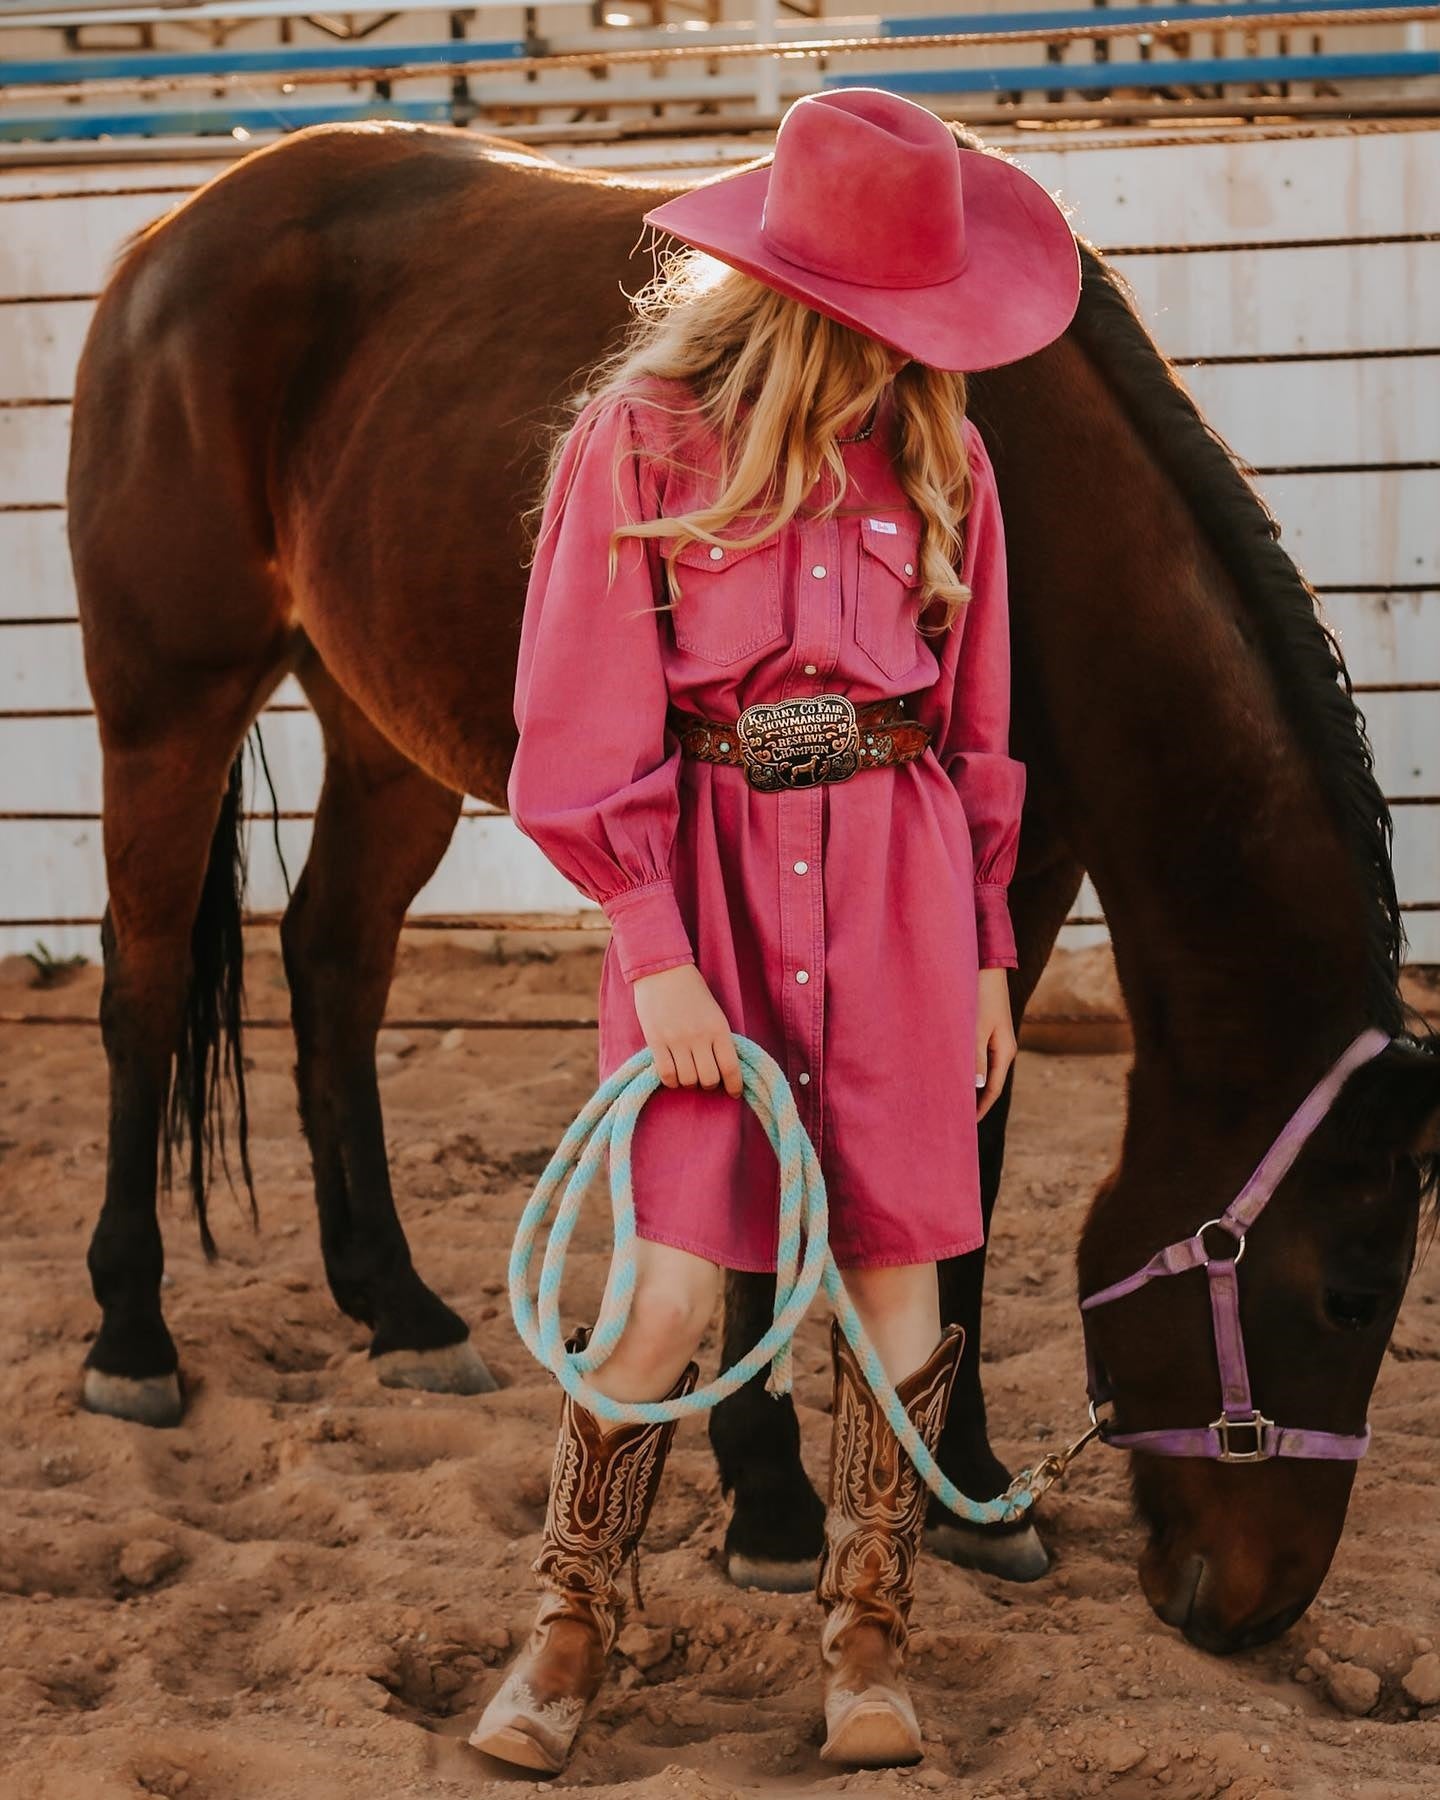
[{"x1": 1079, "y1": 1026, "x2": 1392, "y2": 1465}]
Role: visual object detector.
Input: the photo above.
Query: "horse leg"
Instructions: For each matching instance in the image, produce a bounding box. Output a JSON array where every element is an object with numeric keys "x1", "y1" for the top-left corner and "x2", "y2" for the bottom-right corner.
[
  {"x1": 923, "y1": 1076, "x2": 1049, "y2": 1580},
  {"x1": 281, "y1": 656, "x2": 494, "y2": 1393},
  {"x1": 710, "y1": 1270, "x2": 826, "y2": 1589},
  {"x1": 83, "y1": 695, "x2": 267, "y2": 1425},
  {"x1": 924, "y1": 844, "x2": 1086, "y2": 1580}
]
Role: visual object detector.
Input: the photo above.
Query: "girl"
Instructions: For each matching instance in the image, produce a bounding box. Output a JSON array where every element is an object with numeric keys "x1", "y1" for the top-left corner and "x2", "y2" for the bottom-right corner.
[{"x1": 470, "y1": 88, "x2": 1079, "y2": 1775}]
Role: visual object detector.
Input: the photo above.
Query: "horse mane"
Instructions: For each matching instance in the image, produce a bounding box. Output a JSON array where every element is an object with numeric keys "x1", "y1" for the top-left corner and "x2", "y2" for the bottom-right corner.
[{"x1": 1068, "y1": 239, "x2": 1440, "y2": 1219}]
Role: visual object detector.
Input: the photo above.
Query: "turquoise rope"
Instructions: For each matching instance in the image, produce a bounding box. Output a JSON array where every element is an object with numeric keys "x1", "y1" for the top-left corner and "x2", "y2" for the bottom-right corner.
[{"x1": 508, "y1": 1033, "x2": 1037, "y2": 1527}]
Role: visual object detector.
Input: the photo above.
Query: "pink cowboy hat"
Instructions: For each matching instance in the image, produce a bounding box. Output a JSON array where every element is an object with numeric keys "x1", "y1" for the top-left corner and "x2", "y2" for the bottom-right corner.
[{"x1": 641, "y1": 88, "x2": 1080, "y2": 374}]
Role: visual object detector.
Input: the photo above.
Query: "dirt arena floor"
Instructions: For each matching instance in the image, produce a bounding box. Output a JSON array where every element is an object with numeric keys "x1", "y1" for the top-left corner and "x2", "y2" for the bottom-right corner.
[{"x1": 2, "y1": 933, "x2": 1438, "y2": 1800}]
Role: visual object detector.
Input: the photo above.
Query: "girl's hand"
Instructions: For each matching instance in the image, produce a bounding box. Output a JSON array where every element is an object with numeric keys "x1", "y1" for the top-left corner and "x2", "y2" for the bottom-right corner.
[
  {"x1": 633, "y1": 963, "x2": 744, "y2": 1098},
  {"x1": 975, "y1": 966, "x2": 1018, "y2": 1122}
]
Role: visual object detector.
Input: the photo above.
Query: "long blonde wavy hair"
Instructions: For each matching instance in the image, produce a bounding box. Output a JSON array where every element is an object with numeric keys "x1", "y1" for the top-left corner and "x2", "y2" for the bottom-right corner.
[{"x1": 525, "y1": 242, "x2": 979, "y2": 639}]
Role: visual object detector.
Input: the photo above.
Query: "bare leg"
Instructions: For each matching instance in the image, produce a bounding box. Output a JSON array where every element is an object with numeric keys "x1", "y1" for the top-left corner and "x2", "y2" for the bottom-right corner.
[
  {"x1": 587, "y1": 1239, "x2": 722, "y2": 1404},
  {"x1": 833, "y1": 1261, "x2": 943, "y2": 1382},
  {"x1": 469, "y1": 1238, "x2": 714, "y2": 1774}
]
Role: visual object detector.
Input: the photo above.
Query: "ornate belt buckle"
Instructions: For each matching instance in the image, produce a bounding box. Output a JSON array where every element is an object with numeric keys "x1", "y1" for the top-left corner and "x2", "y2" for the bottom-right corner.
[{"x1": 734, "y1": 694, "x2": 862, "y2": 792}]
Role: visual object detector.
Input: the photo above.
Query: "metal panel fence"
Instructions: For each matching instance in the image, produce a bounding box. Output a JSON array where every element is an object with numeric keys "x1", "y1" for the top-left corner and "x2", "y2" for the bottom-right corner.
[{"x1": 0, "y1": 119, "x2": 1436, "y2": 962}]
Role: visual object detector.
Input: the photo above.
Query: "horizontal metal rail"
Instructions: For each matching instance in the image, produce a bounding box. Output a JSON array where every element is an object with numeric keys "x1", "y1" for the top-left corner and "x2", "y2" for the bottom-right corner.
[
  {"x1": 7, "y1": 903, "x2": 1438, "y2": 934},
  {"x1": 829, "y1": 50, "x2": 1440, "y2": 94},
  {"x1": 6, "y1": 456, "x2": 1436, "y2": 517},
  {"x1": 3, "y1": 4, "x2": 1434, "y2": 94},
  {"x1": 2, "y1": 21, "x2": 1438, "y2": 139},
  {"x1": 3, "y1": 96, "x2": 1439, "y2": 160},
  {"x1": 0, "y1": 1008, "x2": 1151, "y2": 1030},
  {"x1": 8, "y1": 580, "x2": 1438, "y2": 619},
  {"x1": 3, "y1": 671, "x2": 1438, "y2": 723}
]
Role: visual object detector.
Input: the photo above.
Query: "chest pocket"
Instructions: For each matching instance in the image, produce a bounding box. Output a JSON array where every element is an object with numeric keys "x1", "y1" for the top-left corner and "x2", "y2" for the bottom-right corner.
[
  {"x1": 854, "y1": 515, "x2": 926, "y2": 681},
  {"x1": 666, "y1": 527, "x2": 785, "y2": 666}
]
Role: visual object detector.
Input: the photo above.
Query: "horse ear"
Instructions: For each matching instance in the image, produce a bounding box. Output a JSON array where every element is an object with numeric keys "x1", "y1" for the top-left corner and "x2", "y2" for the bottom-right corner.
[{"x1": 1347, "y1": 1038, "x2": 1440, "y2": 1158}]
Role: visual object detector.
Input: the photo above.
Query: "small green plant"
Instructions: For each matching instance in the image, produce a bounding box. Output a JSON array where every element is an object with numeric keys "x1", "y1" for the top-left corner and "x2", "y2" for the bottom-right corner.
[{"x1": 25, "y1": 941, "x2": 90, "y2": 988}]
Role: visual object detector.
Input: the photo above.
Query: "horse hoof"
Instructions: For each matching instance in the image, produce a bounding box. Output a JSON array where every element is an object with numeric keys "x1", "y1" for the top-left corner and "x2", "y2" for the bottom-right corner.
[
  {"x1": 82, "y1": 1368, "x2": 184, "y2": 1428},
  {"x1": 373, "y1": 1339, "x2": 498, "y2": 1395},
  {"x1": 924, "y1": 1520, "x2": 1051, "y2": 1582},
  {"x1": 725, "y1": 1550, "x2": 819, "y2": 1592}
]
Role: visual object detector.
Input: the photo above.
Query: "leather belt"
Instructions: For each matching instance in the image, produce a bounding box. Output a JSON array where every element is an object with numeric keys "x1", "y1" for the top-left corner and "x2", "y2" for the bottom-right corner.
[{"x1": 669, "y1": 692, "x2": 931, "y2": 793}]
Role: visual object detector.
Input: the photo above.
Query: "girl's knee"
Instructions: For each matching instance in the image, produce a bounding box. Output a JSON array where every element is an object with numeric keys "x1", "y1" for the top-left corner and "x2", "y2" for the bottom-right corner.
[
  {"x1": 619, "y1": 1266, "x2": 717, "y2": 1363},
  {"x1": 839, "y1": 1261, "x2": 940, "y2": 1323}
]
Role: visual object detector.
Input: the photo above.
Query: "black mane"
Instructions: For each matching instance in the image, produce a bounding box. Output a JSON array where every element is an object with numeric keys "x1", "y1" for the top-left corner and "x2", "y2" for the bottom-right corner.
[{"x1": 1068, "y1": 238, "x2": 1439, "y2": 1220}]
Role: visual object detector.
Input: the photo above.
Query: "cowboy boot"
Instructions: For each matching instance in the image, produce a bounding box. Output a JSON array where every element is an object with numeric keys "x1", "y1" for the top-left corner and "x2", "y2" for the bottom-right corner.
[
  {"x1": 816, "y1": 1316, "x2": 967, "y2": 1767},
  {"x1": 468, "y1": 1325, "x2": 699, "y2": 1773}
]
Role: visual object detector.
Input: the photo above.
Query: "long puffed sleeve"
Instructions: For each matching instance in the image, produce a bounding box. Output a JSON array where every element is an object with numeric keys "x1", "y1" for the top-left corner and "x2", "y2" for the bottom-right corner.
[
  {"x1": 920, "y1": 418, "x2": 1027, "y2": 971},
  {"x1": 506, "y1": 393, "x2": 695, "y2": 984}
]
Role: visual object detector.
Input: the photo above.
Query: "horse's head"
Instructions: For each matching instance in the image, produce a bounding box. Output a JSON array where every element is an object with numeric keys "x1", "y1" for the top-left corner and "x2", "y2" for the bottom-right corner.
[{"x1": 1076, "y1": 1030, "x2": 1440, "y2": 1655}]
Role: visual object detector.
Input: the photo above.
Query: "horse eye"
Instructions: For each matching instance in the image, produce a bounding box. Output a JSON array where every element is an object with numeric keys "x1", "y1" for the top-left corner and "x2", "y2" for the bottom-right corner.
[{"x1": 1323, "y1": 1288, "x2": 1385, "y2": 1331}]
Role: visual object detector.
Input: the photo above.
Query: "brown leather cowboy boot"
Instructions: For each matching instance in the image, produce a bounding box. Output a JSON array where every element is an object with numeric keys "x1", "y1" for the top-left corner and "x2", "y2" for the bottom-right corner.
[
  {"x1": 816, "y1": 1316, "x2": 967, "y2": 1767},
  {"x1": 468, "y1": 1325, "x2": 699, "y2": 1773}
]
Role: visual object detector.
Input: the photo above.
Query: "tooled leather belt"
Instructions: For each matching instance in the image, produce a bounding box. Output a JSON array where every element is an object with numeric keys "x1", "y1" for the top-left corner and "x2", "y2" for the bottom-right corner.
[{"x1": 668, "y1": 692, "x2": 931, "y2": 793}]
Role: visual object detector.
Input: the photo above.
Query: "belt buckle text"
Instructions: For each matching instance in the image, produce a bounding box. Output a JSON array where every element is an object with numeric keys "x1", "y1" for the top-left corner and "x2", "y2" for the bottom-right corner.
[{"x1": 734, "y1": 694, "x2": 862, "y2": 793}]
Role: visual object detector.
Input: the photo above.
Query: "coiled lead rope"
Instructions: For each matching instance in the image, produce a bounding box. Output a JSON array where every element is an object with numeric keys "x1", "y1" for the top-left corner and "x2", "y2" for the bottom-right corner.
[{"x1": 509, "y1": 1033, "x2": 1057, "y2": 1526}]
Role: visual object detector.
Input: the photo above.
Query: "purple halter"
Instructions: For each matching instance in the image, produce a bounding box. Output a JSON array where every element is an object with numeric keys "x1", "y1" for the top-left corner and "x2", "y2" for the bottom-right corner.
[{"x1": 1079, "y1": 1026, "x2": 1392, "y2": 1464}]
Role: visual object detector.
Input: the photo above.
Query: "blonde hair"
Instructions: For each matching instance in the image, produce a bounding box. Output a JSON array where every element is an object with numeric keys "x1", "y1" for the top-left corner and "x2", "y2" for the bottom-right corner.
[{"x1": 525, "y1": 241, "x2": 978, "y2": 639}]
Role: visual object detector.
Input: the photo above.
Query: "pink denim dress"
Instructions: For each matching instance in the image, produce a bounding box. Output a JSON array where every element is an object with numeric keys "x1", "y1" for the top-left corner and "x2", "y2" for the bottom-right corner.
[{"x1": 506, "y1": 376, "x2": 1025, "y2": 1271}]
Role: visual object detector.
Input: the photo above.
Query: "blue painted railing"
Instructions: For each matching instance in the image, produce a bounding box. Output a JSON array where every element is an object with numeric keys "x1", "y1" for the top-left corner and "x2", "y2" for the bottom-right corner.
[
  {"x1": 827, "y1": 50, "x2": 1440, "y2": 94},
  {"x1": 0, "y1": 97, "x2": 456, "y2": 139},
  {"x1": 0, "y1": 38, "x2": 527, "y2": 86}
]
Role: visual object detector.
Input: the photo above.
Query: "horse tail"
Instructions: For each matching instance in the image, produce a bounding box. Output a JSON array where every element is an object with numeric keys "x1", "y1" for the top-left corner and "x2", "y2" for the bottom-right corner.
[{"x1": 160, "y1": 751, "x2": 255, "y2": 1259}]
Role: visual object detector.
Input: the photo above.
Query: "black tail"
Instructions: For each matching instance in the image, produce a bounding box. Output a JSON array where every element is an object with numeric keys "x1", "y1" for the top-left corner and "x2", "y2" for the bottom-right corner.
[{"x1": 160, "y1": 752, "x2": 254, "y2": 1259}]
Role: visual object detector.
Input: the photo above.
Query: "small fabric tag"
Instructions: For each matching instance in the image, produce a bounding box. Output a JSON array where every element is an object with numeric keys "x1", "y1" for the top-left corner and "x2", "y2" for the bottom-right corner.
[{"x1": 866, "y1": 518, "x2": 898, "y2": 534}]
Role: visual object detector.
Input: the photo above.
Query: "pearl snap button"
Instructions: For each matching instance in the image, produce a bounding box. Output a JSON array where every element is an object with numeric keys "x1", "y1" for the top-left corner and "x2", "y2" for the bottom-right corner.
[
  {"x1": 904, "y1": 561, "x2": 914, "y2": 575},
  {"x1": 795, "y1": 969, "x2": 810, "y2": 984},
  {"x1": 709, "y1": 545, "x2": 724, "y2": 560},
  {"x1": 803, "y1": 663, "x2": 817, "y2": 675},
  {"x1": 811, "y1": 564, "x2": 826, "y2": 578},
  {"x1": 793, "y1": 860, "x2": 808, "y2": 874},
  {"x1": 798, "y1": 1072, "x2": 810, "y2": 1085}
]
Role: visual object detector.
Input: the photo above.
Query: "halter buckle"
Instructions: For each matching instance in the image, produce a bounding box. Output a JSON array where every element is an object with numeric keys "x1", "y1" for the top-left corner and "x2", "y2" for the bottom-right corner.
[{"x1": 1211, "y1": 1410, "x2": 1273, "y2": 1463}]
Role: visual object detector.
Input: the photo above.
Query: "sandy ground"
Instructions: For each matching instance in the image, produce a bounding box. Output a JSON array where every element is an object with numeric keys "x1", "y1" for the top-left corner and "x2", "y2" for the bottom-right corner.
[{"x1": 2, "y1": 932, "x2": 1438, "y2": 1800}]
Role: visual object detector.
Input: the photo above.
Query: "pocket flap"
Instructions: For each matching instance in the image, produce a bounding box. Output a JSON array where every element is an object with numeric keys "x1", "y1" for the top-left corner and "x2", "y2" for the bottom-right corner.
[
  {"x1": 669, "y1": 518, "x2": 779, "y2": 570},
  {"x1": 859, "y1": 517, "x2": 922, "y2": 586}
]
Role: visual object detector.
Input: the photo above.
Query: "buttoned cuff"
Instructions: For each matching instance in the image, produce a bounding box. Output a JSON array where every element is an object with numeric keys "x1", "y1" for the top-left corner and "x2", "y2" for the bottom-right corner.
[
  {"x1": 974, "y1": 882, "x2": 1019, "y2": 971},
  {"x1": 601, "y1": 879, "x2": 696, "y2": 984}
]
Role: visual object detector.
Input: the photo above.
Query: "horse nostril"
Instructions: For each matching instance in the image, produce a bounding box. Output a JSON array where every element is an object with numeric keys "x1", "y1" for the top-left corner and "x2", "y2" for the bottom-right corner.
[{"x1": 1152, "y1": 1554, "x2": 1205, "y2": 1630}]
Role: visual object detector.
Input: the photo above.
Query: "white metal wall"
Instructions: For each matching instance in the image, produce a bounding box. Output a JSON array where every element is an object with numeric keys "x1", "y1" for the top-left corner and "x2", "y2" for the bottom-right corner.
[{"x1": 1, "y1": 123, "x2": 1436, "y2": 961}]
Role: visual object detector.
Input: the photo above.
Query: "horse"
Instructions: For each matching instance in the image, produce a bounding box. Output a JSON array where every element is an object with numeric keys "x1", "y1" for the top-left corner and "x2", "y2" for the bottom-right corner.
[{"x1": 66, "y1": 119, "x2": 1439, "y2": 1658}]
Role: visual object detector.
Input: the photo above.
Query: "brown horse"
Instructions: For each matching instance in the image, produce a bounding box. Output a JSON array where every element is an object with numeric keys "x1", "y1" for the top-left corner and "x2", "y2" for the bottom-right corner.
[{"x1": 68, "y1": 120, "x2": 1439, "y2": 1655}]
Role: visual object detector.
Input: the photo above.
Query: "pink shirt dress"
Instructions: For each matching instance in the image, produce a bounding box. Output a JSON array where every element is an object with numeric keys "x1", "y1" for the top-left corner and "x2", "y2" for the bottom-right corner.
[{"x1": 506, "y1": 375, "x2": 1025, "y2": 1272}]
